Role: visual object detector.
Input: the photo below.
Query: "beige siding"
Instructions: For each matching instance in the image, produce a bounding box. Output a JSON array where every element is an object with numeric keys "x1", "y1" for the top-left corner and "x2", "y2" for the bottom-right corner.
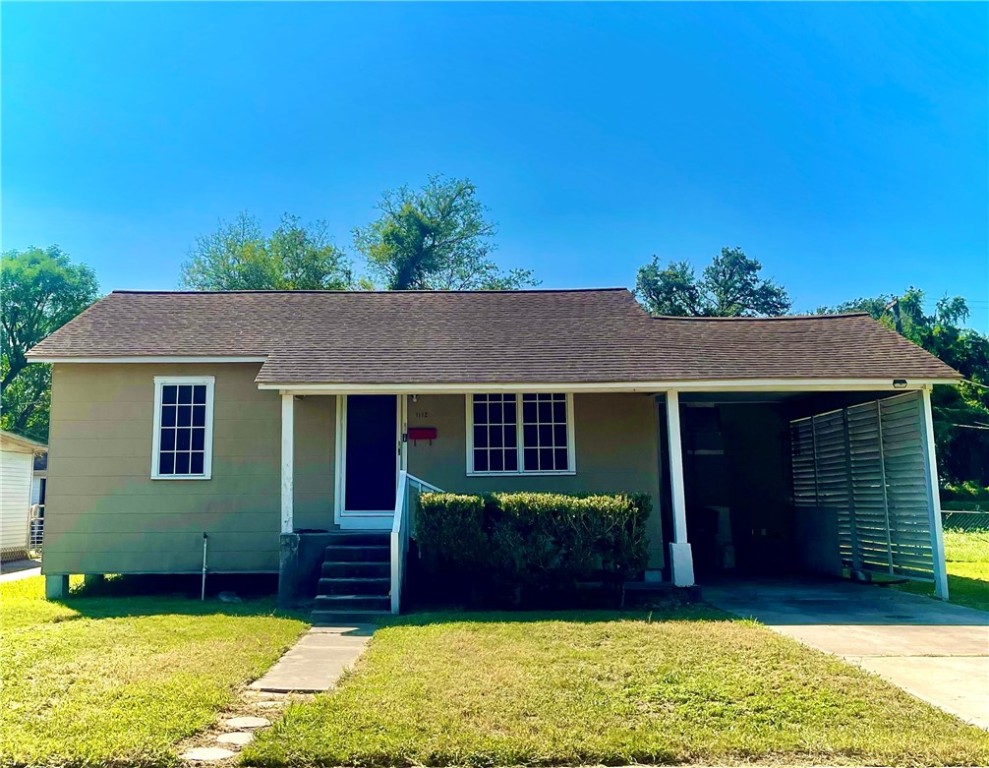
[
  {"x1": 407, "y1": 393, "x2": 665, "y2": 567},
  {"x1": 293, "y1": 395, "x2": 336, "y2": 531},
  {"x1": 45, "y1": 369, "x2": 665, "y2": 575},
  {"x1": 44, "y1": 363, "x2": 285, "y2": 574}
]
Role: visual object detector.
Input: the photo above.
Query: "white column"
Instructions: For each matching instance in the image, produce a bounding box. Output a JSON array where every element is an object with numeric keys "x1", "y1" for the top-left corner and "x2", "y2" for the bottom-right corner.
[
  {"x1": 281, "y1": 393, "x2": 294, "y2": 535},
  {"x1": 665, "y1": 390, "x2": 695, "y2": 587},
  {"x1": 920, "y1": 387, "x2": 949, "y2": 600}
]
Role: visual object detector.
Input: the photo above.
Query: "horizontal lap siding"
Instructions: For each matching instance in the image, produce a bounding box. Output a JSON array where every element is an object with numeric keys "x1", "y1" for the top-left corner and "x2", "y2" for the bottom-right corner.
[
  {"x1": 0, "y1": 448, "x2": 32, "y2": 556},
  {"x1": 44, "y1": 364, "x2": 282, "y2": 575}
]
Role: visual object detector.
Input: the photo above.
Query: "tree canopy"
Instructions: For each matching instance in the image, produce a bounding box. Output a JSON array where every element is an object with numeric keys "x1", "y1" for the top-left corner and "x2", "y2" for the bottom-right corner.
[
  {"x1": 354, "y1": 176, "x2": 536, "y2": 290},
  {"x1": 1, "y1": 246, "x2": 100, "y2": 440},
  {"x1": 635, "y1": 247, "x2": 791, "y2": 317},
  {"x1": 820, "y1": 288, "x2": 989, "y2": 486},
  {"x1": 180, "y1": 213, "x2": 353, "y2": 291}
]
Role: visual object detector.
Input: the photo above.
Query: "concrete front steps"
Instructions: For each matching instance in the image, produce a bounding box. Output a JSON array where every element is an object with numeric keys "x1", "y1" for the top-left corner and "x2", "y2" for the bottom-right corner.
[{"x1": 311, "y1": 532, "x2": 391, "y2": 625}]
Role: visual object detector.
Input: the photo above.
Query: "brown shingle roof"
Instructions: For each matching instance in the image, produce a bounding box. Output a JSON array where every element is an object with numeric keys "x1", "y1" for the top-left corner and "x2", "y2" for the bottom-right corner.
[{"x1": 26, "y1": 289, "x2": 960, "y2": 384}]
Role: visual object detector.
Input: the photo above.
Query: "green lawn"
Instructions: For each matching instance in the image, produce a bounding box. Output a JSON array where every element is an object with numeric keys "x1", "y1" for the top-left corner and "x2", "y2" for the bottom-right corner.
[
  {"x1": 894, "y1": 529, "x2": 989, "y2": 611},
  {"x1": 244, "y1": 609, "x2": 989, "y2": 768},
  {"x1": 0, "y1": 575, "x2": 307, "y2": 768}
]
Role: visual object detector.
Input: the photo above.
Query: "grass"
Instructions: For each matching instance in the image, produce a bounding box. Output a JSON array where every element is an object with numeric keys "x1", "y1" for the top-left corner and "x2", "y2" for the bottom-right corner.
[
  {"x1": 0, "y1": 575, "x2": 308, "y2": 768},
  {"x1": 6, "y1": 529, "x2": 988, "y2": 768},
  {"x1": 244, "y1": 608, "x2": 989, "y2": 767},
  {"x1": 893, "y1": 528, "x2": 989, "y2": 611}
]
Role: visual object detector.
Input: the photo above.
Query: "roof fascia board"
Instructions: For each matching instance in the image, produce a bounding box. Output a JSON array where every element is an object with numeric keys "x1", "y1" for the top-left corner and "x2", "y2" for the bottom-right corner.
[
  {"x1": 28, "y1": 356, "x2": 268, "y2": 364},
  {"x1": 261, "y1": 378, "x2": 957, "y2": 395}
]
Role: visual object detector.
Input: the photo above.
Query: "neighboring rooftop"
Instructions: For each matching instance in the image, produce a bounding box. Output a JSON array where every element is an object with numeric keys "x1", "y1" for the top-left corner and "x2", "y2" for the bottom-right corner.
[
  {"x1": 0, "y1": 430, "x2": 48, "y2": 453},
  {"x1": 26, "y1": 288, "x2": 960, "y2": 384}
]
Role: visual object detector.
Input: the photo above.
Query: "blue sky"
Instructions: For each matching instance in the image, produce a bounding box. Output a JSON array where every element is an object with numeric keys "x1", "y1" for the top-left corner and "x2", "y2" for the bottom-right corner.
[{"x1": 3, "y1": 2, "x2": 987, "y2": 328}]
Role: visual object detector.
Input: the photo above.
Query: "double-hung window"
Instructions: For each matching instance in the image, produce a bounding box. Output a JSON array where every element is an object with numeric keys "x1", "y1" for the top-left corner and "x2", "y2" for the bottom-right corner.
[
  {"x1": 467, "y1": 393, "x2": 575, "y2": 475},
  {"x1": 152, "y1": 376, "x2": 214, "y2": 479}
]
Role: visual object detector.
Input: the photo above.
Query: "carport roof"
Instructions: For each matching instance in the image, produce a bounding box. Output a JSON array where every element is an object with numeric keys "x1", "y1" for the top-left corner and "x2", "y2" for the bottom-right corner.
[{"x1": 27, "y1": 288, "x2": 960, "y2": 385}]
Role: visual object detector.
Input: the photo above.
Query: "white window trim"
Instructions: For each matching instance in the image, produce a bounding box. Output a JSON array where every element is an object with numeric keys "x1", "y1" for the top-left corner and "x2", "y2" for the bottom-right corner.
[
  {"x1": 465, "y1": 392, "x2": 576, "y2": 477},
  {"x1": 151, "y1": 375, "x2": 215, "y2": 480}
]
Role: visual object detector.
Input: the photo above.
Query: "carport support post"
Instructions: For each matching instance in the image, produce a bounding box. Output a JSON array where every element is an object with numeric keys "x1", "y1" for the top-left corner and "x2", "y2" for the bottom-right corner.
[
  {"x1": 920, "y1": 388, "x2": 949, "y2": 600},
  {"x1": 278, "y1": 393, "x2": 296, "y2": 608},
  {"x1": 281, "y1": 393, "x2": 294, "y2": 535},
  {"x1": 665, "y1": 390, "x2": 695, "y2": 587}
]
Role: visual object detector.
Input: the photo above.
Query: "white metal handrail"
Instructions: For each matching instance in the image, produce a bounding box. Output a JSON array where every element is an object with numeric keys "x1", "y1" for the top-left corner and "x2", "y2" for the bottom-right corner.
[
  {"x1": 390, "y1": 472, "x2": 443, "y2": 614},
  {"x1": 29, "y1": 504, "x2": 45, "y2": 550}
]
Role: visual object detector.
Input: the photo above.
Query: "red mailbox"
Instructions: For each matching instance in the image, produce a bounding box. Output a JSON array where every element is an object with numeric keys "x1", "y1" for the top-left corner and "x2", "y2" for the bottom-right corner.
[{"x1": 407, "y1": 427, "x2": 437, "y2": 444}]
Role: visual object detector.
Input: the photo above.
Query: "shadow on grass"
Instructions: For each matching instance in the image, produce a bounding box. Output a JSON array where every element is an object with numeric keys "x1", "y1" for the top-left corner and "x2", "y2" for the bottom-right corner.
[
  {"x1": 943, "y1": 573, "x2": 989, "y2": 610},
  {"x1": 380, "y1": 603, "x2": 735, "y2": 629},
  {"x1": 55, "y1": 574, "x2": 733, "y2": 627},
  {"x1": 896, "y1": 572, "x2": 989, "y2": 613},
  {"x1": 51, "y1": 573, "x2": 309, "y2": 622}
]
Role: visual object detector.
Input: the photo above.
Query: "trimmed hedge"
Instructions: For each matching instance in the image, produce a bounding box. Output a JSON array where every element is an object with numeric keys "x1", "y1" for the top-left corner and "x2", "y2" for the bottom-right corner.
[{"x1": 414, "y1": 492, "x2": 650, "y2": 607}]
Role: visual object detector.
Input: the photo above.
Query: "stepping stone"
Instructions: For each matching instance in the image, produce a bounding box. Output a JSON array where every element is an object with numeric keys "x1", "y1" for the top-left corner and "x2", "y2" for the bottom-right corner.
[
  {"x1": 224, "y1": 715, "x2": 270, "y2": 729},
  {"x1": 181, "y1": 746, "x2": 236, "y2": 761},
  {"x1": 217, "y1": 731, "x2": 254, "y2": 746}
]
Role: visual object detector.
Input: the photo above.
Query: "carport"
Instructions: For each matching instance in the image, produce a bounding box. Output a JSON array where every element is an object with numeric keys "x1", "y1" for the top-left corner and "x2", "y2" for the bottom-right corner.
[{"x1": 661, "y1": 386, "x2": 950, "y2": 599}]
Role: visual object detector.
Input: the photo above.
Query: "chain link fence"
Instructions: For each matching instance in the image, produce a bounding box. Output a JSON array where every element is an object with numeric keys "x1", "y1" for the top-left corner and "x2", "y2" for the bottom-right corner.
[{"x1": 942, "y1": 509, "x2": 989, "y2": 531}]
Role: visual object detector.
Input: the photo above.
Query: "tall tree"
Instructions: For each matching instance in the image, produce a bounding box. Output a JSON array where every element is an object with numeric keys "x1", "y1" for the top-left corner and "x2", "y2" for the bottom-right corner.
[
  {"x1": 354, "y1": 176, "x2": 536, "y2": 290},
  {"x1": 635, "y1": 247, "x2": 791, "y2": 317},
  {"x1": 180, "y1": 213, "x2": 353, "y2": 291},
  {"x1": 1, "y1": 246, "x2": 100, "y2": 439},
  {"x1": 820, "y1": 288, "x2": 989, "y2": 487}
]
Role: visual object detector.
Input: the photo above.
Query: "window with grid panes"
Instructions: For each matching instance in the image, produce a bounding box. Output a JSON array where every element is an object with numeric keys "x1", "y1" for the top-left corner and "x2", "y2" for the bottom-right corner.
[
  {"x1": 469, "y1": 393, "x2": 572, "y2": 474},
  {"x1": 521, "y1": 393, "x2": 570, "y2": 471},
  {"x1": 153, "y1": 378, "x2": 213, "y2": 478},
  {"x1": 471, "y1": 394, "x2": 519, "y2": 472}
]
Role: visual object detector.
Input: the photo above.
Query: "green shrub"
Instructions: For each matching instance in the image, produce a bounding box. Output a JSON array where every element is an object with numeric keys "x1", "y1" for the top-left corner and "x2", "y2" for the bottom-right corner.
[
  {"x1": 414, "y1": 493, "x2": 487, "y2": 575},
  {"x1": 415, "y1": 491, "x2": 650, "y2": 607}
]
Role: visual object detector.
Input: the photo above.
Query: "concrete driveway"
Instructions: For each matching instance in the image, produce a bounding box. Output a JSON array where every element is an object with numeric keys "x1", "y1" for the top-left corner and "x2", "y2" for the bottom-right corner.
[
  {"x1": 0, "y1": 559, "x2": 41, "y2": 583},
  {"x1": 705, "y1": 579, "x2": 989, "y2": 729}
]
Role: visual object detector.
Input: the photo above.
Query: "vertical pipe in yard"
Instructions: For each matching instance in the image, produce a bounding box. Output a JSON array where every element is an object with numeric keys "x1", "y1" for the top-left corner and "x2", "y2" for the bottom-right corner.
[{"x1": 201, "y1": 532, "x2": 208, "y2": 601}]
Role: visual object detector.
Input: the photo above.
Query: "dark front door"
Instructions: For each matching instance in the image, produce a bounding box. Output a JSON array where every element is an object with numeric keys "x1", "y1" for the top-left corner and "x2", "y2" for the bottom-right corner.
[{"x1": 344, "y1": 395, "x2": 398, "y2": 512}]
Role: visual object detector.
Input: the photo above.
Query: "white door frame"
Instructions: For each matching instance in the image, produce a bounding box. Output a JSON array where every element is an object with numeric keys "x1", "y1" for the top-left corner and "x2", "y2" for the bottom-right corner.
[{"x1": 334, "y1": 394, "x2": 407, "y2": 530}]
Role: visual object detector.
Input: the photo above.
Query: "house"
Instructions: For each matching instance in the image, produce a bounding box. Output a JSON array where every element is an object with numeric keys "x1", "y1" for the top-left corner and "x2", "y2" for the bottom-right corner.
[
  {"x1": 27, "y1": 289, "x2": 959, "y2": 618},
  {"x1": 0, "y1": 430, "x2": 47, "y2": 562}
]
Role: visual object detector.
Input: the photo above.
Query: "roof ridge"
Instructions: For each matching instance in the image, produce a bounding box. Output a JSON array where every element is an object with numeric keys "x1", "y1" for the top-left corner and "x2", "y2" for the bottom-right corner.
[
  {"x1": 650, "y1": 312, "x2": 871, "y2": 321},
  {"x1": 109, "y1": 287, "x2": 632, "y2": 296}
]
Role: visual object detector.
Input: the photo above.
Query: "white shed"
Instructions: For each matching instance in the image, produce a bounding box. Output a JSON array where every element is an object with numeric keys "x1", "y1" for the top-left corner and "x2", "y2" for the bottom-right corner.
[{"x1": 1, "y1": 430, "x2": 47, "y2": 561}]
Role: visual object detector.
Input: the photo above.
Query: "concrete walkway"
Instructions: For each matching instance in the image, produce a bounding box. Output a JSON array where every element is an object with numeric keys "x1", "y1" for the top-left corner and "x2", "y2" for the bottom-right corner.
[
  {"x1": 706, "y1": 579, "x2": 989, "y2": 729},
  {"x1": 250, "y1": 625, "x2": 373, "y2": 693},
  {"x1": 0, "y1": 559, "x2": 41, "y2": 583}
]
